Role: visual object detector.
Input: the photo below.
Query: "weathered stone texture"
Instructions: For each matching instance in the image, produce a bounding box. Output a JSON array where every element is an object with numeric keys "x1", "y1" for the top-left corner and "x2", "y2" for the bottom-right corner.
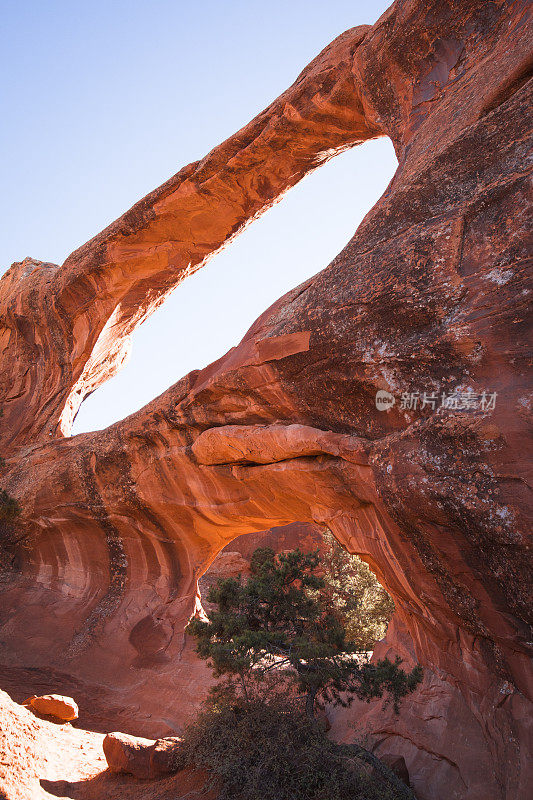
[{"x1": 0, "y1": 2, "x2": 531, "y2": 798}]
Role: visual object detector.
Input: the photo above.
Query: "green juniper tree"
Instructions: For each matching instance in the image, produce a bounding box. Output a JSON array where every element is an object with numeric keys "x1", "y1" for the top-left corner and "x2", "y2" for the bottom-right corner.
[
  {"x1": 187, "y1": 546, "x2": 422, "y2": 720},
  {"x1": 184, "y1": 545, "x2": 422, "y2": 800},
  {"x1": 321, "y1": 530, "x2": 395, "y2": 651}
]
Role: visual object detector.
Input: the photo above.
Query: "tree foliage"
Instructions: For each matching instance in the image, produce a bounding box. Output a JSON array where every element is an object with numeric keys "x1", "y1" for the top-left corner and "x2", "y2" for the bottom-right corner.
[
  {"x1": 321, "y1": 530, "x2": 395, "y2": 651},
  {"x1": 0, "y1": 410, "x2": 21, "y2": 538},
  {"x1": 0, "y1": 410, "x2": 21, "y2": 570},
  {"x1": 0, "y1": 487, "x2": 20, "y2": 528},
  {"x1": 187, "y1": 545, "x2": 422, "y2": 718},
  {"x1": 176, "y1": 695, "x2": 405, "y2": 800}
]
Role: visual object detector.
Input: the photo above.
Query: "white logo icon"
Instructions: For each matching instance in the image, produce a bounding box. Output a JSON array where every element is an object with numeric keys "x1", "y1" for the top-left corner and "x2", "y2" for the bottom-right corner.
[{"x1": 375, "y1": 390, "x2": 395, "y2": 412}]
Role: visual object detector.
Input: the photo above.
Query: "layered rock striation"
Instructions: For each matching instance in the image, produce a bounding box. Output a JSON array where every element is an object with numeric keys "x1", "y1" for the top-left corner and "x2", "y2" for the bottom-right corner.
[{"x1": 0, "y1": 2, "x2": 531, "y2": 798}]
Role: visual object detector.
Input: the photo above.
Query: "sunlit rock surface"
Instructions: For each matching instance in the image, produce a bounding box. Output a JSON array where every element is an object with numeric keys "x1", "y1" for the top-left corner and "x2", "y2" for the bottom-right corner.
[{"x1": 0, "y1": 1, "x2": 531, "y2": 798}]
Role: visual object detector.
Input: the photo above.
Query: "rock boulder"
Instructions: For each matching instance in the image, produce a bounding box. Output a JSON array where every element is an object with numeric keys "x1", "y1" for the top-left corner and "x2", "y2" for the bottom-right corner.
[
  {"x1": 25, "y1": 695, "x2": 78, "y2": 723},
  {"x1": 103, "y1": 731, "x2": 182, "y2": 779}
]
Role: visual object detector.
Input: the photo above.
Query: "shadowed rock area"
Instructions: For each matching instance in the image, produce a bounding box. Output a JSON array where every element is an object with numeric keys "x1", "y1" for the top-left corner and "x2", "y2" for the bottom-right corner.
[{"x1": 0, "y1": 1, "x2": 531, "y2": 798}]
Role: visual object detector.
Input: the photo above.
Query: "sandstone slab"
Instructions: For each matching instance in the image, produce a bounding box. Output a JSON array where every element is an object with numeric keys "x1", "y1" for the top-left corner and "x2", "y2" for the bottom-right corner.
[{"x1": 26, "y1": 695, "x2": 79, "y2": 722}]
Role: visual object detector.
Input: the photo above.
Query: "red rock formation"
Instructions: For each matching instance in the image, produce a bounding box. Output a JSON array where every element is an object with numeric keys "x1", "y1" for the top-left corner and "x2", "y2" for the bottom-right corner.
[
  {"x1": 0, "y1": 689, "x2": 214, "y2": 799},
  {"x1": 0, "y1": 1, "x2": 531, "y2": 798}
]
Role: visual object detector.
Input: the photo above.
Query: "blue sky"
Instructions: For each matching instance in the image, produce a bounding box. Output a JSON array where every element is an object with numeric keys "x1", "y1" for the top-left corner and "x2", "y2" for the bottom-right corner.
[{"x1": 1, "y1": 0, "x2": 396, "y2": 433}]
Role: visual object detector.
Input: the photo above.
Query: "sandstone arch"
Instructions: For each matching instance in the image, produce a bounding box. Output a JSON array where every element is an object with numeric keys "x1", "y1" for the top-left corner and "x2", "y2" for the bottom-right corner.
[{"x1": 1, "y1": 2, "x2": 531, "y2": 799}]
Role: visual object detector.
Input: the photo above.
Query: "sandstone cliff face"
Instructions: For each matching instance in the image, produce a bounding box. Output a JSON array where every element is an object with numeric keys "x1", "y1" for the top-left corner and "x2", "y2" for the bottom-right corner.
[{"x1": 0, "y1": 2, "x2": 531, "y2": 799}]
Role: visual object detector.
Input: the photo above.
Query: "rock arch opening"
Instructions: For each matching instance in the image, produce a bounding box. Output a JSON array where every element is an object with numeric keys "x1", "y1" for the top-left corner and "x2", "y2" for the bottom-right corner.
[
  {"x1": 71, "y1": 138, "x2": 397, "y2": 435},
  {"x1": 199, "y1": 522, "x2": 395, "y2": 654}
]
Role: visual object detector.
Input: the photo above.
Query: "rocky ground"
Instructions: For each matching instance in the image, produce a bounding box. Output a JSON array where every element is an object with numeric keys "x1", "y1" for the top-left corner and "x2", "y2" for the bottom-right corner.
[
  {"x1": 0, "y1": 689, "x2": 215, "y2": 800},
  {"x1": 0, "y1": 532, "x2": 315, "y2": 799}
]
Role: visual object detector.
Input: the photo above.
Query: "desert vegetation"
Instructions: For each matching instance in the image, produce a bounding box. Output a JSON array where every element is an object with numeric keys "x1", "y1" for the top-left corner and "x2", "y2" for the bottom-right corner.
[
  {"x1": 0, "y1": 416, "x2": 21, "y2": 567},
  {"x1": 184, "y1": 543, "x2": 421, "y2": 799},
  {"x1": 321, "y1": 530, "x2": 396, "y2": 651}
]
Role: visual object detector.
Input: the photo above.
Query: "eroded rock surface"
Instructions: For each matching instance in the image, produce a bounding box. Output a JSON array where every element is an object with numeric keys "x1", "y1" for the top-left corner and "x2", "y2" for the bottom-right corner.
[{"x1": 0, "y1": 1, "x2": 531, "y2": 799}]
